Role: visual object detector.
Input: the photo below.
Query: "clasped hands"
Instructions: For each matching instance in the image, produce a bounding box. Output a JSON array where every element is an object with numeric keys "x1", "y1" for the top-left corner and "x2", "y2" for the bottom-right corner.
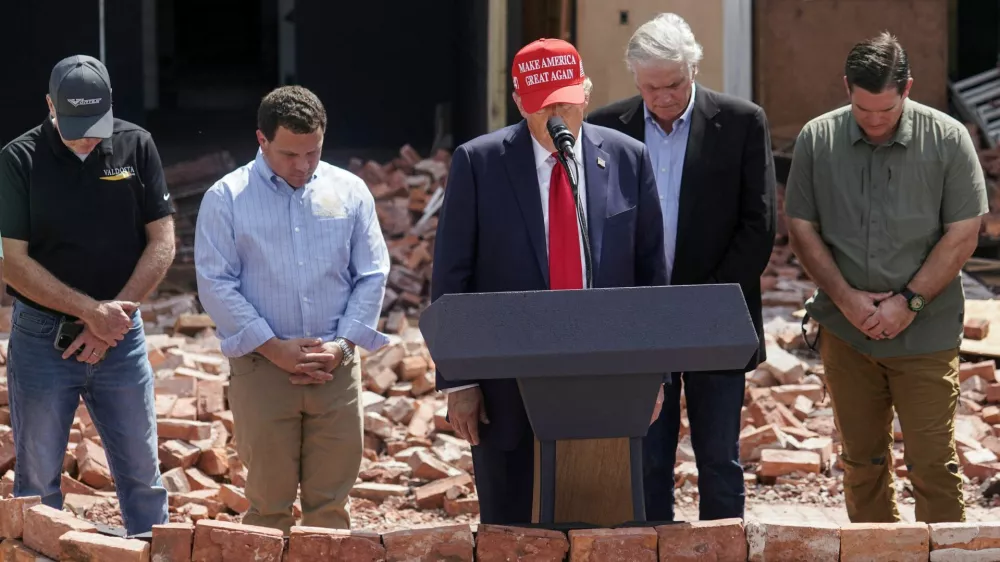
[
  {"x1": 62, "y1": 300, "x2": 141, "y2": 365},
  {"x1": 840, "y1": 288, "x2": 916, "y2": 341},
  {"x1": 259, "y1": 337, "x2": 345, "y2": 385}
]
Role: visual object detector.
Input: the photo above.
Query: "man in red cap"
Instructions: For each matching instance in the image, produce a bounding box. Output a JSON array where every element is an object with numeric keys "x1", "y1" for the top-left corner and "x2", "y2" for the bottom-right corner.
[{"x1": 431, "y1": 38, "x2": 667, "y2": 524}]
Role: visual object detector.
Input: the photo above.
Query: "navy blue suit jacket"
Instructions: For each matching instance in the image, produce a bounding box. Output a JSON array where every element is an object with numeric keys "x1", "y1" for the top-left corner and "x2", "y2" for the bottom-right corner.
[{"x1": 430, "y1": 120, "x2": 667, "y2": 451}]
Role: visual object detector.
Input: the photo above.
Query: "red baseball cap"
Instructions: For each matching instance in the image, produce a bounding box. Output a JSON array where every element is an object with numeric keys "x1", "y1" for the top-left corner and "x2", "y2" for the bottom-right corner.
[{"x1": 511, "y1": 38, "x2": 586, "y2": 114}]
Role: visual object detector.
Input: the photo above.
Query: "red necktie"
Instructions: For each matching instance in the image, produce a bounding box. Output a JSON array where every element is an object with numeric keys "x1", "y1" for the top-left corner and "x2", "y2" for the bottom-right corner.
[{"x1": 548, "y1": 153, "x2": 583, "y2": 290}]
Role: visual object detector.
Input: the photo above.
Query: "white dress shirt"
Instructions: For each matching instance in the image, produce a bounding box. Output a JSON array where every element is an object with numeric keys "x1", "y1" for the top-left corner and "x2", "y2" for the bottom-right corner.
[{"x1": 445, "y1": 129, "x2": 590, "y2": 394}]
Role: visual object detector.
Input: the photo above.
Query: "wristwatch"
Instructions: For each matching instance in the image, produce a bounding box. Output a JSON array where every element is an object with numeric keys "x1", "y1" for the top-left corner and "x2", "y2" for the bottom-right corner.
[
  {"x1": 334, "y1": 337, "x2": 354, "y2": 364},
  {"x1": 899, "y1": 287, "x2": 926, "y2": 312}
]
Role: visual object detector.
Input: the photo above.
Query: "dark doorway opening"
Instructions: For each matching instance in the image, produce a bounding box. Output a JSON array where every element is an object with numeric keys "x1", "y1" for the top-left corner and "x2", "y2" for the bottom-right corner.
[{"x1": 146, "y1": 0, "x2": 279, "y2": 167}]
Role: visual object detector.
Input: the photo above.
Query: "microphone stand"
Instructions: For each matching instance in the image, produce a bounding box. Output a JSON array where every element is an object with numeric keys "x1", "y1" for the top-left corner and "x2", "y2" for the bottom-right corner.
[{"x1": 554, "y1": 148, "x2": 593, "y2": 289}]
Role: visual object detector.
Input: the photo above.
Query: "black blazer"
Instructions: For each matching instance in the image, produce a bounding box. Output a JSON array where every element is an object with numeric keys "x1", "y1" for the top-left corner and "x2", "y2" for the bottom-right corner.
[{"x1": 587, "y1": 85, "x2": 777, "y2": 370}]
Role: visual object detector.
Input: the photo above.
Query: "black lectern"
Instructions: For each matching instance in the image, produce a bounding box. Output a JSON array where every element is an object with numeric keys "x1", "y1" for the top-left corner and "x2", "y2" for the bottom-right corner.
[{"x1": 419, "y1": 284, "x2": 758, "y2": 524}]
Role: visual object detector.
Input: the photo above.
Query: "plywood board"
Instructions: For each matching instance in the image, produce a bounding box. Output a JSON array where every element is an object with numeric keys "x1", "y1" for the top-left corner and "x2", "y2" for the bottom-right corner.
[
  {"x1": 576, "y1": 0, "x2": 725, "y2": 110},
  {"x1": 754, "y1": 0, "x2": 949, "y2": 132},
  {"x1": 532, "y1": 437, "x2": 634, "y2": 526}
]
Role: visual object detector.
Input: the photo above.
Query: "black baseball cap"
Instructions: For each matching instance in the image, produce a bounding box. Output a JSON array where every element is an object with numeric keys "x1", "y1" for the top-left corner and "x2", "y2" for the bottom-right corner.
[{"x1": 48, "y1": 55, "x2": 113, "y2": 141}]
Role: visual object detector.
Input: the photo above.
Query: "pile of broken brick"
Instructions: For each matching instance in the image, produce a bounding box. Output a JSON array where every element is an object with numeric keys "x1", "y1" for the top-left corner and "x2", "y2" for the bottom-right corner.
[
  {"x1": 1, "y1": 144, "x2": 1000, "y2": 558},
  {"x1": 2, "y1": 501, "x2": 1000, "y2": 561},
  {"x1": 727, "y1": 242, "x2": 1000, "y2": 512}
]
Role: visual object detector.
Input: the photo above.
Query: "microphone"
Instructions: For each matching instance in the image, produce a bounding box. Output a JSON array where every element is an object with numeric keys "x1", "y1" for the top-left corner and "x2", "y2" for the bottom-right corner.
[{"x1": 546, "y1": 116, "x2": 576, "y2": 162}]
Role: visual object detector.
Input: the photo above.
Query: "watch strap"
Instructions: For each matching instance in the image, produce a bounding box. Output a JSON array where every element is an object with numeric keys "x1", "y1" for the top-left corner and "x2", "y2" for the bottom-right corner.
[{"x1": 334, "y1": 337, "x2": 354, "y2": 363}]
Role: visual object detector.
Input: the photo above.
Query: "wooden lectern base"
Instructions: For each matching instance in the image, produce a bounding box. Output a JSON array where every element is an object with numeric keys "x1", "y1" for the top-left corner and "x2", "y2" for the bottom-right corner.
[{"x1": 531, "y1": 437, "x2": 634, "y2": 526}]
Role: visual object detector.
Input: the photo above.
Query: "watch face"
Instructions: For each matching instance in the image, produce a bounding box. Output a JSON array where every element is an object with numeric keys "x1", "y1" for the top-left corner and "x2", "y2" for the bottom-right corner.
[{"x1": 910, "y1": 296, "x2": 925, "y2": 311}]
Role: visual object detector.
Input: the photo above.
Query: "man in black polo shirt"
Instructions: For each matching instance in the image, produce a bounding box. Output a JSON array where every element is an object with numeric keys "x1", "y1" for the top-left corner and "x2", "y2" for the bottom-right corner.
[{"x1": 0, "y1": 55, "x2": 174, "y2": 535}]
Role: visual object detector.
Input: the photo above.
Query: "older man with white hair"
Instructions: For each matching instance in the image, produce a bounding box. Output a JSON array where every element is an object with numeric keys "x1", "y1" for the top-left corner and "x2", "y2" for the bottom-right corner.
[{"x1": 588, "y1": 13, "x2": 777, "y2": 522}]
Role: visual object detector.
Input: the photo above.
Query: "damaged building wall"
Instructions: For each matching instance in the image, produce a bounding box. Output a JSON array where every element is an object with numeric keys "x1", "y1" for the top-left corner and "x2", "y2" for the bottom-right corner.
[{"x1": 754, "y1": 0, "x2": 949, "y2": 134}]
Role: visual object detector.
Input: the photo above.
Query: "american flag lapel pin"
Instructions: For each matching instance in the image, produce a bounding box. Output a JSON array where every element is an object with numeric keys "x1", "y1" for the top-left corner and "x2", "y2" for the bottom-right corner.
[{"x1": 597, "y1": 157, "x2": 606, "y2": 169}]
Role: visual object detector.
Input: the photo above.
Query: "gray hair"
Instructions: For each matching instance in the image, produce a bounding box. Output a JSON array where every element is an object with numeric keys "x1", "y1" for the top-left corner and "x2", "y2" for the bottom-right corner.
[
  {"x1": 625, "y1": 13, "x2": 703, "y2": 76},
  {"x1": 583, "y1": 76, "x2": 593, "y2": 101}
]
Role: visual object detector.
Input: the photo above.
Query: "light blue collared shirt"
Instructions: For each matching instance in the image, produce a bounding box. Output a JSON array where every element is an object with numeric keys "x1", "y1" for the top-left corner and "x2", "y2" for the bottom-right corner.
[
  {"x1": 644, "y1": 83, "x2": 696, "y2": 284},
  {"x1": 194, "y1": 150, "x2": 391, "y2": 358}
]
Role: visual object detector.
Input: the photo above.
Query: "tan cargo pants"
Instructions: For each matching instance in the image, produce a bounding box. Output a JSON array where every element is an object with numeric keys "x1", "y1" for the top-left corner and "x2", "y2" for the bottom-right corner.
[
  {"x1": 819, "y1": 331, "x2": 964, "y2": 523},
  {"x1": 227, "y1": 351, "x2": 362, "y2": 534}
]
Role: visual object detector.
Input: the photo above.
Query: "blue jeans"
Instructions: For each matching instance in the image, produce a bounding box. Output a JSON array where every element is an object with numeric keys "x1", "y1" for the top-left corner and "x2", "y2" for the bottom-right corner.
[
  {"x1": 7, "y1": 300, "x2": 168, "y2": 535},
  {"x1": 643, "y1": 370, "x2": 746, "y2": 521}
]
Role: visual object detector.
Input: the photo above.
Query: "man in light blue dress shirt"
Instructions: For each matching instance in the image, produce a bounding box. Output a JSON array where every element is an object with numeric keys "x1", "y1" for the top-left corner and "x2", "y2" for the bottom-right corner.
[{"x1": 194, "y1": 85, "x2": 390, "y2": 533}]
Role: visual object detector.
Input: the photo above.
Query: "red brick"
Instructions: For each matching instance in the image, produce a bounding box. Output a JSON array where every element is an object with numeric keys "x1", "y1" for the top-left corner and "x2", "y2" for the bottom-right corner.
[
  {"x1": 4, "y1": 538, "x2": 55, "y2": 561},
  {"x1": 171, "y1": 397, "x2": 198, "y2": 420},
  {"x1": 930, "y1": 522, "x2": 1000, "y2": 554},
  {"x1": 475, "y1": 525, "x2": 568, "y2": 562},
  {"x1": 60, "y1": 475, "x2": 97, "y2": 497},
  {"x1": 411, "y1": 371, "x2": 435, "y2": 396},
  {"x1": 170, "y1": 490, "x2": 224, "y2": 518},
  {"x1": 413, "y1": 474, "x2": 473, "y2": 509},
  {"x1": 157, "y1": 420, "x2": 212, "y2": 441},
  {"x1": 746, "y1": 521, "x2": 839, "y2": 561},
  {"x1": 434, "y1": 407, "x2": 452, "y2": 432},
  {"x1": 965, "y1": 318, "x2": 990, "y2": 340},
  {"x1": 159, "y1": 440, "x2": 201, "y2": 471},
  {"x1": 350, "y1": 483, "x2": 409, "y2": 503},
  {"x1": 285, "y1": 526, "x2": 385, "y2": 562},
  {"x1": 840, "y1": 523, "x2": 928, "y2": 561},
  {"x1": 792, "y1": 437, "x2": 834, "y2": 467},
  {"x1": 23, "y1": 505, "x2": 97, "y2": 560},
  {"x1": 0, "y1": 497, "x2": 40, "y2": 539},
  {"x1": 759, "y1": 449, "x2": 821, "y2": 477},
  {"x1": 569, "y1": 528, "x2": 657, "y2": 562},
  {"x1": 155, "y1": 395, "x2": 178, "y2": 419},
  {"x1": 196, "y1": 449, "x2": 229, "y2": 477},
  {"x1": 191, "y1": 520, "x2": 283, "y2": 562},
  {"x1": 985, "y1": 406, "x2": 1000, "y2": 425},
  {"x1": 0, "y1": 428, "x2": 15, "y2": 475},
  {"x1": 407, "y1": 449, "x2": 459, "y2": 481},
  {"x1": 161, "y1": 468, "x2": 191, "y2": 494},
  {"x1": 396, "y1": 356, "x2": 428, "y2": 380},
  {"x1": 988, "y1": 384, "x2": 1000, "y2": 404},
  {"x1": 382, "y1": 525, "x2": 473, "y2": 562},
  {"x1": 74, "y1": 439, "x2": 112, "y2": 490},
  {"x1": 443, "y1": 496, "x2": 480, "y2": 516},
  {"x1": 59, "y1": 530, "x2": 149, "y2": 561},
  {"x1": 185, "y1": 468, "x2": 220, "y2": 491},
  {"x1": 196, "y1": 379, "x2": 226, "y2": 421},
  {"x1": 739, "y1": 424, "x2": 788, "y2": 462},
  {"x1": 407, "y1": 401, "x2": 435, "y2": 438},
  {"x1": 210, "y1": 411, "x2": 234, "y2": 435},
  {"x1": 218, "y1": 485, "x2": 249, "y2": 514},
  {"x1": 655, "y1": 519, "x2": 747, "y2": 561},
  {"x1": 769, "y1": 384, "x2": 824, "y2": 406},
  {"x1": 152, "y1": 523, "x2": 194, "y2": 562},
  {"x1": 960, "y1": 361, "x2": 997, "y2": 384}
]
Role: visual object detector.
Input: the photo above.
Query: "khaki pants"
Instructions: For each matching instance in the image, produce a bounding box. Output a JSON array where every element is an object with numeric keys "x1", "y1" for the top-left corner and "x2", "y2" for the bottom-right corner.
[
  {"x1": 227, "y1": 351, "x2": 362, "y2": 534},
  {"x1": 819, "y1": 331, "x2": 964, "y2": 523}
]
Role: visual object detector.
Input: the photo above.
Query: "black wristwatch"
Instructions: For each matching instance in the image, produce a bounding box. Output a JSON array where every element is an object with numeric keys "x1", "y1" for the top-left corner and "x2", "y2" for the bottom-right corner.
[{"x1": 899, "y1": 287, "x2": 926, "y2": 312}]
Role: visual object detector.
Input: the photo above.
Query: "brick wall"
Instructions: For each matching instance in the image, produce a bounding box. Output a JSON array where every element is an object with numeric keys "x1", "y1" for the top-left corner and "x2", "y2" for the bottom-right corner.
[{"x1": 2, "y1": 497, "x2": 999, "y2": 562}]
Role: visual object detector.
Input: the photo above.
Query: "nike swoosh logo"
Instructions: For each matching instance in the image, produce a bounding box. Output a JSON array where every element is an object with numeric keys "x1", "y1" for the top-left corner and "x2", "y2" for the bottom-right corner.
[
  {"x1": 100, "y1": 171, "x2": 133, "y2": 181},
  {"x1": 164, "y1": 193, "x2": 171, "y2": 200}
]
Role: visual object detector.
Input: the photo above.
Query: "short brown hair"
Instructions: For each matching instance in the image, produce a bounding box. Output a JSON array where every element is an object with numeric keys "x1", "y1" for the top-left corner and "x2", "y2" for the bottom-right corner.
[
  {"x1": 845, "y1": 31, "x2": 910, "y2": 95},
  {"x1": 257, "y1": 86, "x2": 327, "y2": 141}
]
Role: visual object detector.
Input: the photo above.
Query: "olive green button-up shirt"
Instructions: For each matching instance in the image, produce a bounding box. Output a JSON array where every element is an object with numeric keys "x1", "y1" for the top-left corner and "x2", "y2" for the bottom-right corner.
[{"x1": 784, "y1": 99, "x2": 988, "y2": 357}]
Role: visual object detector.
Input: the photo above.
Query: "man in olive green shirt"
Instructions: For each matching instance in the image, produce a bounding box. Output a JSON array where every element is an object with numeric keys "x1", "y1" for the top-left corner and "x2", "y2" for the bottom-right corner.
[{"x1": 785, "y1": 33, "x2": 987, "y2": 524}]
